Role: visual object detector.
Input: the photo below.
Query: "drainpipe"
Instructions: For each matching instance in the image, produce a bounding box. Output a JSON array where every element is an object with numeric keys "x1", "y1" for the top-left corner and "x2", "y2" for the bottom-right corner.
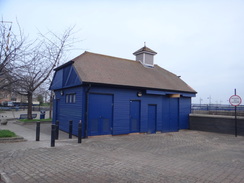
[{"x1": 84, "y1": 84, "x2": 91, "y2": 138}]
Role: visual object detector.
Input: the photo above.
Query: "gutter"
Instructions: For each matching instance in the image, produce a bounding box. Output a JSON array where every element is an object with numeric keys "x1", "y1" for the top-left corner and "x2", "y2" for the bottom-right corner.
[{"x1": 84, "y1": 84, "x2": 92, "y2": 138}]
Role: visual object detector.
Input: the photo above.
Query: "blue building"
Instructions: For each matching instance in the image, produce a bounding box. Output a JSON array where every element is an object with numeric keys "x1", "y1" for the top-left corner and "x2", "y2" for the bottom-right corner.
[{"x1": 50, "y1": 46, "x2": 196, "y2": 137}]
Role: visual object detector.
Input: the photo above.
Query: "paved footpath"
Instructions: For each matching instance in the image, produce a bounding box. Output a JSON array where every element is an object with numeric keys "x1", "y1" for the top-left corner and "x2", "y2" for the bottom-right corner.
[{"x1": 0, "y1": 121, "x2": 244, "y2": 183}]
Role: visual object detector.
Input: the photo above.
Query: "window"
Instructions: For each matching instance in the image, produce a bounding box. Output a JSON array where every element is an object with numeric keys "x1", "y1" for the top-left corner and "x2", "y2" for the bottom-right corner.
[{"x1": 65, "y1": 93, "x2": 76, "y2": 103}]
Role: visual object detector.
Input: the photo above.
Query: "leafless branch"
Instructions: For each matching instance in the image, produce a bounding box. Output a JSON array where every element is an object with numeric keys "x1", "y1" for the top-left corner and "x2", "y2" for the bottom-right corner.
[{"x1": 1, "y1": 21, "x2": 79, "y2": 119}]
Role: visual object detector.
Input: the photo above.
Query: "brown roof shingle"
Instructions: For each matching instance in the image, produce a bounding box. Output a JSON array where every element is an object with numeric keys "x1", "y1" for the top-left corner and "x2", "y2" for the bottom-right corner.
[{"x1": 73, "y1": 51, "x2": 196, "y2": 93}]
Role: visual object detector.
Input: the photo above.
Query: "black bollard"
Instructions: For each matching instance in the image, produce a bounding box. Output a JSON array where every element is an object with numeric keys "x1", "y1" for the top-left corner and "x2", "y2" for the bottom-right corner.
[
  {"x1": 36, "y1": 121, "x2": 40, "y2": 141},
  {"x1": 51, "y1": 124, "x2": 56, "y2": 147},
  {"x1": 78, "y1": 120, "x2": 82, "y2": 143},
  {"x1": 69, "y1": 120, "x2": 73, "y2": 139},
  {"x1": 55, "y1": 120, "x2": 59, "y2": 140}
]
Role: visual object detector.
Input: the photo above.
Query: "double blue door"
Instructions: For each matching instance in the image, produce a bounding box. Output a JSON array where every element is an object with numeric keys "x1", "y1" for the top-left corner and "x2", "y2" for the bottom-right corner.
[{"x1": 88, "y1": 94, "x2": 113, "y2": 136}]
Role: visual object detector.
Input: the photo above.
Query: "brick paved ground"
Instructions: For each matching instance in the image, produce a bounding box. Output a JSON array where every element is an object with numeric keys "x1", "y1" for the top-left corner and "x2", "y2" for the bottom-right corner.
[{"x1": 0, "y1": 121, "x2": 244, "y2": 183}]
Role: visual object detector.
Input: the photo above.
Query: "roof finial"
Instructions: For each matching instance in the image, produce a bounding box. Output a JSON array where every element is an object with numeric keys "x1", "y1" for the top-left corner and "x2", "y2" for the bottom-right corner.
[{"x1": 144, "y1": 42, "x2": 146, "y2": 47}]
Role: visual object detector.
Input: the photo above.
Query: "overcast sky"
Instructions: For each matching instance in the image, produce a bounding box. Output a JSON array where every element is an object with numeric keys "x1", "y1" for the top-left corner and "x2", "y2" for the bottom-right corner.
[{"x1": 1, "y1": 0, "x2": 244, "y2": 104}]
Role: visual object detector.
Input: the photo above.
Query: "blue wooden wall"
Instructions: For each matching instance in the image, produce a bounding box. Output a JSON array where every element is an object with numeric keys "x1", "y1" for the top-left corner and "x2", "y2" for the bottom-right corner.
[
  {"x1": 53, "y1": 85, "x2": 193, "y2": 137},
  {"x1": 53, "y1": 86, "x2": 84, "y2": 136},
  {"x1": 50, "y1": 64, "x2": 81, "y2": 90}
]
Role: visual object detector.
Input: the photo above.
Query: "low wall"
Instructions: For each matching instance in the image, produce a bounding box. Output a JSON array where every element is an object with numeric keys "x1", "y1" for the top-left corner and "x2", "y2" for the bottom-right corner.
[{"x1": 189, "y1": 114, "x2": 244, "y2": 136}]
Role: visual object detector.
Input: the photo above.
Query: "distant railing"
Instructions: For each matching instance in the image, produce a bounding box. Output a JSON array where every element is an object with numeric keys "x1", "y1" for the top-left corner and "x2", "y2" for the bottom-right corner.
[
  {"x1": 0, "y1": 106, "x2": 50, "y2": 111},
  {"x1": 192, "y1": 104, "x2": 244, "y2": 111},
  {"x1": 191, "y1": 104, "x2": 244, "y2": 116},
  {"x1": 0, "y1": 106, "x2": 20, "y2": 110}
]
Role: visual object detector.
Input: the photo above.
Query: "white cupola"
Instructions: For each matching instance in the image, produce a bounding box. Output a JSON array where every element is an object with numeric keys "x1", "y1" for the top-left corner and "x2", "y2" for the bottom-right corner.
[{"x1": 133, "y1": 44, "x2": 157, "y2": 67}]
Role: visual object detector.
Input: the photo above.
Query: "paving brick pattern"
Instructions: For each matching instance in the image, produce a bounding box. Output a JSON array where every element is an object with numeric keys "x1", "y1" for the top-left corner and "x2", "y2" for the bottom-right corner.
[{"x1": 0, "y1": 127, "x2": 244, "y2": 183}]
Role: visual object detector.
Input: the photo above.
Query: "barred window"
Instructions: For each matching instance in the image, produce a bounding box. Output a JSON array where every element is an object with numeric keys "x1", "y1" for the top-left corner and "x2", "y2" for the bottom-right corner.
[{"x1": 66, "y1": 94, "x2": 76, "y2": 103}]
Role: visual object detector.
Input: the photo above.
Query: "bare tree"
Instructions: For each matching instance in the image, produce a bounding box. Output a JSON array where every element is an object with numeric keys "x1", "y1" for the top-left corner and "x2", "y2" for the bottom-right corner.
[
  {"x1": 16, "y1": 27, "x2": 75, "y2": 119},
  {"x1": 0, "y1": 21, "x2": 25, "y2": 90}
]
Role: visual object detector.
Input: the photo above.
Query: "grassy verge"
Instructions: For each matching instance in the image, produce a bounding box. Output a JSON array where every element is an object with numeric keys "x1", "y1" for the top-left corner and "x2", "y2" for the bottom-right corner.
[
  {"x1": 19, "y1": 118, "x2": 52, "y2": 123},
  {"x1": 0, "y1": 130, "x2": 17, "y2": 138}
]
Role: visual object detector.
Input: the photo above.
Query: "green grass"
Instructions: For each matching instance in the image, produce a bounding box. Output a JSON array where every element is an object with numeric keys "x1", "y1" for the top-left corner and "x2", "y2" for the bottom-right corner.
[
  {"x1": 19, "y1": 118, "x2": 52, "y2": 122},
  {"x1": 0, "y1": 130, "x2": 17, "y2": 138},
  {"x1": 40, "y1": 103, "x2": 50, "y2": 106}
]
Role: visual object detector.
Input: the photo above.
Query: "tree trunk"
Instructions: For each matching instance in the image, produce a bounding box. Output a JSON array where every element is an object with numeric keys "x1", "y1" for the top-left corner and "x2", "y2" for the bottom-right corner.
[
  {"x1": 49, "y1": 92, "x2": 53, "y2": 119},
  {"x1": 27, "y1": 91, "x2": 33, "y2": 119}
]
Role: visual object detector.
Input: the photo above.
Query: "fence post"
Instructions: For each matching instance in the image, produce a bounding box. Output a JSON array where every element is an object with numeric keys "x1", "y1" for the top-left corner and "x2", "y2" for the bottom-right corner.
[
  {"x1": 78, "y1": 120, "x2": 82, "y2": 143},
  {"x1": 36, "y1": 121, "x2": 40, "y2": 141},
  {"x1": 69, "y1": 120, "x2": 73, "y2": 139},
  {"x1": 55, "y1": 120, "x2": 59, "y2": 140},
  {"x1": 51, "y1": 124, "x2": 56, "y2": 147}
]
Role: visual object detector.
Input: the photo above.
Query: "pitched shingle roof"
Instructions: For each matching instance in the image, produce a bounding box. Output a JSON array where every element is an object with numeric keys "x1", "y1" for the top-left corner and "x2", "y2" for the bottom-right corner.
[{"x1": 72, "y1": 51, "x2": 196, "y2": 93}]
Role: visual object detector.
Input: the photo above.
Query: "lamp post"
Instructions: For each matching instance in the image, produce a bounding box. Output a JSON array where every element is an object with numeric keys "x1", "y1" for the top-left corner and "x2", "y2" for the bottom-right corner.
[
  {"x1": 200, "y1": 98, "x2": 203, "y2": 106},
  {"x1": 207, "y1": 96, "x2": 212, "y2": 105}
]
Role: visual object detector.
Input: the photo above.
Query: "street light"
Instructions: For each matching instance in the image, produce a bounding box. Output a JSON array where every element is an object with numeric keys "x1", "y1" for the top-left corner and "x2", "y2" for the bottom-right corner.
[{"x1": 207, "y1": 96, "x2": 212, "y2": 105}]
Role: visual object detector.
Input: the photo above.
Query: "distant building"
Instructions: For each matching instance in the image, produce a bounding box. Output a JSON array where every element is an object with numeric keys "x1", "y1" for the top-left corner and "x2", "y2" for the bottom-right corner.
[
  {"x1": 50, "y1": 46, "x2": 196, "y2": 137},
  {"x1": 0, "y1": 90, "x2": 26, "y2": 105},
  {"x1": 0, "y1": 88, "x2": 40, "y2": 106}
]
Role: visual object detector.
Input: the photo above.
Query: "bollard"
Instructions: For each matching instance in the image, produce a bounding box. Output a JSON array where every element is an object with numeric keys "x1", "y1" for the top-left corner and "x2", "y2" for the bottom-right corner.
[
  {"x1": 78, "y1": 120, "x2": 82, "y2": 143},
  {"x1": 36, "y1": 121, "x2": 40, "y2": 141},
  {"x1": 69, "y1": 120, "x2": 73, "y2": 139},
  {"x1": 55, "y1": 120, "x2": 59, "y2": 140},
  {"x1": 51, "y1": 124, "x2": 56, "y2": 147}
]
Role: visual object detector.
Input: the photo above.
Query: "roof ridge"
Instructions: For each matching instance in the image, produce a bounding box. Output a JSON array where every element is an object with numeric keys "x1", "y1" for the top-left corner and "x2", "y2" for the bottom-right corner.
[{"x1": 84, "y1": 51, "x2": 136, "y2": 63}]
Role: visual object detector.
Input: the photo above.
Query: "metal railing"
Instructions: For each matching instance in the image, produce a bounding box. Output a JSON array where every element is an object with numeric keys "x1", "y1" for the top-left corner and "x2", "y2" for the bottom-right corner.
[{"x1": 191, "y1": 104, "x2": 244, "y2": 116}]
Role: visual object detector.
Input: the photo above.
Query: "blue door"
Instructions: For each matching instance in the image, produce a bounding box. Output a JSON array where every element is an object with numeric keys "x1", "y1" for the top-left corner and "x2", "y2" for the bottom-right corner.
[
  {"x1": 169, "y1": 98, "x2": 179, "y2": 131},
  {"x1": 148, "y1": 105, "x2": 157, "y2": 133},
  {"x1": 130, "y1": 100, "x2": 140, "y2": 133},
  {"x1": 179, "y1": 97, "x2": 191, "y2": 129},
  {"x1": 88, "y1": 94, "x2": 113, "y2": 136}
]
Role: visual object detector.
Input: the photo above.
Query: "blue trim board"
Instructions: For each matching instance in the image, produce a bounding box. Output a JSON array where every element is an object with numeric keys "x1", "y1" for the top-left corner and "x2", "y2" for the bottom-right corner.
[{"x1": 146, "y1": 89, "x2": 196, "y2": 97}]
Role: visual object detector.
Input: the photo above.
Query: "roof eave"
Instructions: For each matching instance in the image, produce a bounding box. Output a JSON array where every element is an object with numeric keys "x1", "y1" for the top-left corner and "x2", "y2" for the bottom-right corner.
[
  {"x1": 82, "y1": 81, "x2": 197, "y2": 94},
  {"x1": 54, "y1": 61, "x2": 74, "y2": 71}
]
